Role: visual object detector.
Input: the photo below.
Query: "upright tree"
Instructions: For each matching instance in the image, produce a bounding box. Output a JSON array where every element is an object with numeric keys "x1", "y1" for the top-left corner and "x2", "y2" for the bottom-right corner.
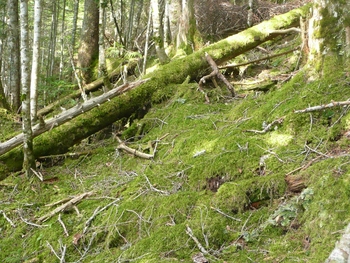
[
  {"x1": 20, "y1": 0, "x2": 35, "y2": 176},
  {"x1": 151, "y1": 0, "x2": 169, "y2": 64},
  {"x1": 6, "y1": 0, "x2": 20, "y2": 111},
  {"x1": 77, "y1": 0, "x2": 99, "y2": 84},
  {"x1": 176, "y1": 0, "x2": 197, "y2": 54},
  {"x1": 30, "y1": 0, "x2": 42, "y2": 122}
]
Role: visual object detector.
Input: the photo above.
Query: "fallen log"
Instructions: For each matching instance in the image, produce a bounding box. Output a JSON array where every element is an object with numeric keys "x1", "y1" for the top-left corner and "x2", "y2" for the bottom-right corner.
[
  {"x1": 37, "y1": 60, "x2": 138, "y2": 117},
  {"x1": 0, "y1": 79, "x2": 149, "y2": 156},
  {"x1": 0, "y1": 4, "x2": 310, "y2": 179}
]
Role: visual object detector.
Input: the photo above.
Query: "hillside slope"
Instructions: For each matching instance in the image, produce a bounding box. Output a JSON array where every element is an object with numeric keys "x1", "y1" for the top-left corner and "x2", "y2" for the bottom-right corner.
[{"x1": 1, "y1": 39, "x2": 350, "y2": 263}]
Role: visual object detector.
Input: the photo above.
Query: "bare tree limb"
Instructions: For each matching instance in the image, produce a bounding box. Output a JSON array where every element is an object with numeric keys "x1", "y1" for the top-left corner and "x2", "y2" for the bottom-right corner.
[
  {"x1": 38, "y1": 191, "x2": 94, "y2": 223},
  {"x1": 294, "y1": 100, "x2": 350, "y2": 113},
  {"x1": 0, "y1": 79, "x2": 149, "y2": 156}
]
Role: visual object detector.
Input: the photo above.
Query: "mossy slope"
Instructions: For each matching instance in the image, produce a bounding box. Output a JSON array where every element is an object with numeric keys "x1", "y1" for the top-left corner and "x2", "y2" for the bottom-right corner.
[{"x1": 2, "y1": 56, "x2": 350, "y2": 263}]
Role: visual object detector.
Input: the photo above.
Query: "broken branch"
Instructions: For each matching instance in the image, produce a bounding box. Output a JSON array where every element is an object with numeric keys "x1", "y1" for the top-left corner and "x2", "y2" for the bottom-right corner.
[
  {"x1": 294, "y1": 100, "x2": 350, "y2": 113},
  {"x1": 38, "y1": 191, "x2": 94, "y2": 223},
  {"x1": 116, "y1": 137, "x2": 155, "y2": 159},
  {"x1": 199, "y1": 52, "x2": 235, "y2": 102}
]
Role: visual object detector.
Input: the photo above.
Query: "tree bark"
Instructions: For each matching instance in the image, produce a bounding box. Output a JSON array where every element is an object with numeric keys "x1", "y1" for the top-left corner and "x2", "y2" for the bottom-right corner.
[
  {"x1": 77, "y1": 0, "x2": 99, "y2": 84},
  {"x1": 6, "y1": 0, "x2": 21, "y2": 111},
  {"x1": 151, "y1": 0, "x2": 170, "y2": 64},
  {"x1": 20, "y1": 0, "x2": 35, "y2": 176},
  {"x1": 0, "y1": 79, "x2": 149, "y2": 156},
  {"x1": 0, "y1": 4, "x2": 310, "y2": 179},
  {"x1": 30, "y1": 0, "x2": 42, "y2": 122}
]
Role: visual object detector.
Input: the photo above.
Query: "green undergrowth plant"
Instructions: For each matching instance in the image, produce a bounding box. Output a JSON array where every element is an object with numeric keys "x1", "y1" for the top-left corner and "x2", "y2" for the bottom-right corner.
[{"x1": 2, "y1": 55, "x2": 350, "y2": 263}]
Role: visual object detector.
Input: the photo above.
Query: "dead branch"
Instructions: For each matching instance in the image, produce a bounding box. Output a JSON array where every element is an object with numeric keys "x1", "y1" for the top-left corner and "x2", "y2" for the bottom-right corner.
[
  {"x1": 58, "y1": 214, "x2": 69, "y2": 236},
  {"x1": 199, "y1": 52, "x2": 235, "y2": 103},
  {"x1": 38, "y1": 191, "x2": 94, "y2": 223},
  {"x1": 0, "y1": 210, "x2": 16, "y2": 227},
  {"x1": 0, "y1": 79, "x2": 150, "y2": 157},
  {"x1": 211, "y1": 206, "x2": 241, "y2": 222},
  {"x1": 220, "y1": 47, "x2": 299, "y2": 70},
  {"x1": 17, "y1": 209, "x2": 47, "y2": 228},
  {"x1": 244, "y1": 117, "x2": 285, "y2": 134},
  {"x1": 143, "y1": 174, "x2": 170, "y2": 195},
  {"x1": 116, "y1": 137, "x2": 155, "y2": 159},
  {"x1": 294, "y1": 100, "x2": 350, "y2": 113},
  {"x1": 185, "y1": 224, "x2": 209, "y2": 255},
  {"x1": 83, "y1": 198, "x2": 121, "y2": 235}
]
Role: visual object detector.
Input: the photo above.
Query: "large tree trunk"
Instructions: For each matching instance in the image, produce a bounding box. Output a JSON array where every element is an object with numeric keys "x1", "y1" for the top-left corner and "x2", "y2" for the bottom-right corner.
[
  {"x1": 0, "y1": 4, "x2": 310, "y2": 179},
  {"x1": 77, "y1": 0, "x2": 99, "y2": 84}
]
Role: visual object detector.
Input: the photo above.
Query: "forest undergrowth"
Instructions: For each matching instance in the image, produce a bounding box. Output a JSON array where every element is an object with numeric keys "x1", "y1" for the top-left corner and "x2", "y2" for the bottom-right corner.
[{"x1": 1, "y1": 34, "x2": 350, "y2": 263}]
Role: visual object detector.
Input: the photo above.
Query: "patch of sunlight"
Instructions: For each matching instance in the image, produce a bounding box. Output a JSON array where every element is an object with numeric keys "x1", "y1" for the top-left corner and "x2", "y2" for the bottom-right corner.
[
  {"x1": 192, "y1": 138, "x2": 218, "y2": 157},
  {"x1": 146, "y1": 64, "x2": 160, "y2": 74},
  {"x1": 267, "y1": 132, "x2": 293, "y2": 147},
  {"x1": 345, "y1": 116, "x2": 350, "y2": 130}
]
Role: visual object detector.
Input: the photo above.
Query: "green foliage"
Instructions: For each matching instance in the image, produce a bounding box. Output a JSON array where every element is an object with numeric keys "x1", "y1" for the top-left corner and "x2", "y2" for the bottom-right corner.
[{"x1": 3, "y1": 35, "x2": 350, "y2": 263}]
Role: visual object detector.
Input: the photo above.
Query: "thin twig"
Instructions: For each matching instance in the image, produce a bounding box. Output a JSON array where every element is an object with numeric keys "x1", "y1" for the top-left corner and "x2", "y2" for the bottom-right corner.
[
  {"x1": 83, "y1": 198, "x2": 121, "y2": 235},
  {"x1": 47, "y1": 241, "x2": 61, "y2": 260},
  {"x1": 58, "y1": 214, "x2": 69, "y2": 236},
  {"x1": 18, "y1": 210, "x2": 47, "y2": 228},
  {"x1": 185, "y1": 224, "x2": 209, "y2": 255},
  {"x1": 143, "y1": 174, "x2": 170, "y2": 195},
  {"x1": 244, "y1": 117, "x2": 285, "y2": 134},
  {"x1": 211, "y1": 206, "x2": 241, "y2": 222},
  {"x1": 0, "y1": 210, "x2": 16, "y2": 227}
]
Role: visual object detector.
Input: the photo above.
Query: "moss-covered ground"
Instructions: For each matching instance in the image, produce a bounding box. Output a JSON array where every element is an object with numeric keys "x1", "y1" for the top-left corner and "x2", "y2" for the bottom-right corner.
[{"x1": 2, "y1": 38, "x2": 350, "y2": 263}]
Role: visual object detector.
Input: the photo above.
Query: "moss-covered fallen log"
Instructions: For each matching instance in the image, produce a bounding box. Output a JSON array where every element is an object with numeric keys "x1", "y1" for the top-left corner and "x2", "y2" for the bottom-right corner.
[{"x1": 0, "y1": 4, "x2": 310, "y2": 179}]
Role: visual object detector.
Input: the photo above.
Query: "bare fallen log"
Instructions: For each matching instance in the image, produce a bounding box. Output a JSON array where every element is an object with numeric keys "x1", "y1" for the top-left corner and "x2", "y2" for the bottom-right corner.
[
  {"x1": 294, "y1": 100, "x2": 350, "y2": 113},
  {"x1": 0, "y1": 79, "x2": 149, "y2": 156},
  {"x1": 37, "y1": 60, "x2": 138, "y2": 117},
  {"x1": 0, "y1": 4, "x2": 310, "y2": 179}
]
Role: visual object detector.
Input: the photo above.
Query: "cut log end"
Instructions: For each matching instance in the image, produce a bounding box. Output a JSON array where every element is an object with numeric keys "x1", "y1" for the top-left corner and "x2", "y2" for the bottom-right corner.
[{"x1": 285, "y1": 174, "x2": 306, "y2": 193}]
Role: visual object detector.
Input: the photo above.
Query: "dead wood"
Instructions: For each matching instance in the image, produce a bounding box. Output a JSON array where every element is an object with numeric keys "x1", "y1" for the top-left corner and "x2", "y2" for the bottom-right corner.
[
  {"x1": 325, "y1": 223, "x2": 350, "y2": 263},
  {"x1": 37, "y1": 60, "x2": 138, "y2": 117},
  {"x1": 294, "y1": 100, "x2": 350, "y2": 113},
  {"x1": 37, "y1": 191, "x2": 94, "y2": 223},
  {"x1": 0, "y1": 5, "x2": 310, "y2": 179},
  {"x1": 199, "y1": 52, "x2": 235, "y2": 102},
  {"x1": 116, "y1": 137, "x2": 155, "y2": 159},
  {"x1": 0, "y1": 79, "x2": 149, "y2": 157},
  {"x1": 244, "y1": 117, "x2": 285, "y2": 134},
  {"x1": 285, "y1": 174, "x2": 306, "y2": 193},
  {"x1": 220, "y1": 46, "x2": 299, "y2": 70}
]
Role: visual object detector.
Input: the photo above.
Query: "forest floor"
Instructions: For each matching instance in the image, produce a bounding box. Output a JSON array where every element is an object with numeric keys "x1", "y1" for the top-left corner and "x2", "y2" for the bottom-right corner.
[{"x1": 1, "y1": 33, "x2": 350, "y2": 263}]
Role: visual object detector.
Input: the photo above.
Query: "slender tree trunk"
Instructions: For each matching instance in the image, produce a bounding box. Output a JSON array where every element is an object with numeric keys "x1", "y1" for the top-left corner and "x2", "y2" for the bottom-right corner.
[
  {"x1": 142, "y1": 4, "x2": 152, "y2": 75},
  {"x1": 151, "y1": 0, "x2": 170, "y2": 64},
  {"x1": 30, "y1": 0, "x2": 42, "y2": 122},
  {"x1": 47, "y1": 1, "x2": 58, "y2": 79},
  {"x1": 99, "y1": 0, "x2": 112, "y2": 90},
  {"x1": 125, "y1": 0, "x2": 135, "y2": 50},
  {"x1": 20, "y1": 0, "x2": 35, "y2": 177},
  {"x1": 6, "y1": 0, "x2": 20, "y2": 111},
  {"x1": 77, "y1": 0, "x2": 99, "y2": 84},
  {"x1": 0, "y1": 25, "x2": 10, "y2": 110},
  {"x1": 71, "y1": 0, "x2": 79, "y2": 52},
  {"x1": 109, "y1": 0, "x2": 124, "y2": 46},
  {"x1": 59, "y1": 0, "x2": 67, "y2": 80}
]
